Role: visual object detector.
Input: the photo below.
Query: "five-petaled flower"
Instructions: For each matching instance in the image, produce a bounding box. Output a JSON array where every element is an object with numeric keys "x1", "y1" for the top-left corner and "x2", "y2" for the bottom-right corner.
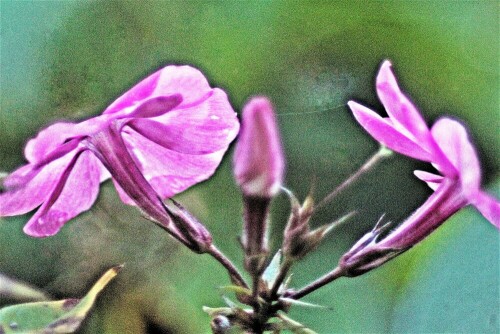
[
  {"x1": 0, "y1": 66, "x2": 239, "y2": 239},
  {"x1": 341, "y1": 60, "x2": 499, "y2": 275}
]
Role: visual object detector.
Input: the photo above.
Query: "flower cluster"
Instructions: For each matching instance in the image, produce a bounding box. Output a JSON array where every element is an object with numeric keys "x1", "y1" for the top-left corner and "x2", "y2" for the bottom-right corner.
[{"x1": 1, "y1": 61, "x2": 498, "y2": 333}]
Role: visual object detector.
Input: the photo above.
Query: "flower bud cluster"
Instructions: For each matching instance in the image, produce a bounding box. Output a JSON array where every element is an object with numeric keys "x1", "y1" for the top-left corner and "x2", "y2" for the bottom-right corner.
[
  {"x1": 3, "y1": 60, "x2": 498, "y2": 334},
  {"x1": 282, "y1": 191, "x2": 333, "y2": 261}
]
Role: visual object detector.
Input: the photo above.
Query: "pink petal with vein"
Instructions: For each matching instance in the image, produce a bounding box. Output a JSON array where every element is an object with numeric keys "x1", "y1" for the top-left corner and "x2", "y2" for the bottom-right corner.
[
  {"x1": 375, "y1": 60, "x2": 431, "y2": 146},
  {"x1": 2, "y1": 164, "x2": 37, "y2": 190},
  {"x1": 24, "y1": 116, "x2": 110, "y2": 163},
  {"x1": 128, "y1": 89, "x2": 239, "y2": 154},
  {"x1": 24, "y1": 122, "x2": 79, "y2": 163},
  {"x1": 104, "y1": 65, "x2": 212, "y2": 115},
  {"x1": 0, "y1": 152, "x2": 76, "y2": 216},
  {"x1": 122, "y1": 130, "x2": 225, "y2": 199},
  {"x1": 23, "y1": 151, "x2": 102, "y2": 237},
  {"x1": 431, "y1": 118, "x2": 480, "y2": 195},
  {"x1": 127, "y1": 95, "x2": 182, "y2": 118},
  {"x1": 348, "y1": 101, "x2": 433, "y2": 161},
  {"x1": 470, "y1": 191, "x2": 500, "y2": 228},
  {"x1": 413, "y1": 170, "x2": 443, "y2": 191}
]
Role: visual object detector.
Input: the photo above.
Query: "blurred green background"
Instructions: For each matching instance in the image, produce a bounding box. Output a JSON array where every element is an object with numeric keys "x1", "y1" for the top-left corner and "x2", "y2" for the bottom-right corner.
[{"x1": 1, "y1": 1, "x2": 498, "y2": 333}]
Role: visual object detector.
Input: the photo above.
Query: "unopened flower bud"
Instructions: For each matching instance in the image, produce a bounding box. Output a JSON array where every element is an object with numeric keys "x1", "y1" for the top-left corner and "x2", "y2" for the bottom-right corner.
[
  {"x1": 234, "y1": 97, "x2": 285, "y2": 276},
  {"x1": 233, "y1": 97, "x2": 284, "y2": 198},
  {"x1": 338, "y1": 216, "x2": 403, "y2": 277},
  {"x1": 211, "y1": 315, "x2": 232, "y2": 334},
  {"x1": 165, "y1": 199, "x2": 213, "y2": 254},
  {"x1": 282, "y1": 190, "x2": 315, "y2": 260},
  {"x1": 283, "y1": 189, "x2": 354, "y2": 261}
]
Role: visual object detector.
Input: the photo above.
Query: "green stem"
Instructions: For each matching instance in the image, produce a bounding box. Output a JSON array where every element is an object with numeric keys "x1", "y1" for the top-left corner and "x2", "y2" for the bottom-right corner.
[
  {"x1": 288, "y1": 266, "x2": 346, "y2": 300},
  {"x1": 315, "y1": 146, "x2": 392, "y2": 211},
  {"x1": 207, "y1": 244, "x2": 249, "y2": 289},
  {"x1": 269, "y1": 258, "x2": 293, "y2": 299}
]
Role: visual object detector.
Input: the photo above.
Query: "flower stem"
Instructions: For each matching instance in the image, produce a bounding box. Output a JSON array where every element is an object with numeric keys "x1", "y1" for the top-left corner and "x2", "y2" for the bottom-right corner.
[
  {"x1": 207, "y1": 244, "x2": 249, "y2": 289},
  {"x1": 269, "y1": 258, "x2": 293, "y2": 299},
  {"x1": 288, "y1": 266, "x2": 345, "y2": 300},
  {"x1": 315, "y1": 146, "x2": 392, "y2": 211}
]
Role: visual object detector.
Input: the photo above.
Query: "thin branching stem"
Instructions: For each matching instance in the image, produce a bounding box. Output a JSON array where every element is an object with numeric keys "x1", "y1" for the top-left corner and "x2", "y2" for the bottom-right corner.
[
  {"x1": 269, "y1": 258, "x2": 293, "y2": 299},
  {"x1": 314, "y1": 145, "x2": 392, "y2": 212},
  {"x1": 207, "y1": 244, "x2": 249, "y2": 289},
  {"x1": 288, "y1": 266, "x2": 346, "y2": 300}
]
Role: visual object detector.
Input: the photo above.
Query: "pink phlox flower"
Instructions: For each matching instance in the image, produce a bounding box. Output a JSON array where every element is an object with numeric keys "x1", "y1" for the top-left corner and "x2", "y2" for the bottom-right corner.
[
  {"x1": 348, "y1": 60, "x2": 499, "y2": 228},
  {"x1": 0, "y1": 66, "x2": 239, "y2": 237}
]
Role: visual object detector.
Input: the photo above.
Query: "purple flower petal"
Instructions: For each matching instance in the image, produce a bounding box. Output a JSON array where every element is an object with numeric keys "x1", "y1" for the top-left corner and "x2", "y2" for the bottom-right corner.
[
  {"x1": 24, "y1": 122, "x2": 80, "y2": 163},
  {"x1": 0, "y1": 153, "x2": 75, "y2": 216},
  {"x1": 104, "y1": 65, "x2": 212, "y2": 115},
  {"x1": 2, "y1": 164, "x2": 37, "y2": 190},
  {"x1": 375, "y1": 60, "x2": 431, "y2": 147},
  {"x1": 348, "y1": 101, "x2": 433, "y2": 161},
  {"x1": 122, "y1": 130, "x2": 226, "y2": 199},
  {"x1": 431, "y1": 118, "x2": 481, "y2": 195},
  {"x1": 126, "y1": 94, "x2": 182, "y2": 118},
  {"x1": 127, "y1": 89, "x2": 239, "y2": 154},
  {"x1": 24, "y1": 116, "x2": 110, "y2": 164},
  {"x1": 6, "y1": 139, "x2": 82, "y2": 190},
  {"x1": 471, "y1": 191, "x2": 500, "y2": 228},
  {"x1": 3, "y1": 64, "x2": 239, "y2": 239},
  {"x1": 23, "y1": 151, "x2": 102, "y2": 237},
  {"x1": 413, "y1": 170, "x2": 443, "y2": 191}
]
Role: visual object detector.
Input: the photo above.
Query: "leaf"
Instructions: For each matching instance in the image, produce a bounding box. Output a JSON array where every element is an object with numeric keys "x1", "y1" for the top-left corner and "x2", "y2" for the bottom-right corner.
[
  {"x1": 276, "y1": 313, "x2": 318, "y2": 334},
  {"x1": 262, "y1": 250, "x2": 282, "y2": 289},
  {"x1": 279, "y1": 297, "x2": 329, "y2": 310},
  {"x1": 202, "y1": 306, "x2": 233, "y2": 317},
  {"x1": 0, "y1": 273, "x2": 49, "y2": 302},
  {"x1": 217, "y1": 285, "x2": 252, "y2": 298},
  {"x1": 222, "y1": 295, "x2": 237, "y2": 309},
  {"x1": 278, "y1": 275, "x2": 293, "y2": 295},
  {"x1": 0, "y1": 265, "x2": 121, "y2": 333}
]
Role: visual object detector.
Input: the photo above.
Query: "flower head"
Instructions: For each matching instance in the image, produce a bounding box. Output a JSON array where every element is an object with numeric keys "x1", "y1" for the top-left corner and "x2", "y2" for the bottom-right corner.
[
  {"x1": 1, "y1": 66, "x2": 239, "y2": 237},
  {"x1": 347, "y1": 60, "x2": 499, "y2": 228},
  {"x1": 340, "y1": 60, "x2": 499, "y2": 276}
]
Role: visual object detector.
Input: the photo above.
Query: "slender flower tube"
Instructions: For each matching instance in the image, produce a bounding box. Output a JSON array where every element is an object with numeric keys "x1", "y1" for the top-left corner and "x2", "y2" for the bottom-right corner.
[
  {"x1": 341, "y1": 60, "x2": 500, "y2": 275},
  {"x1": 0, "y1": 65, "x2": 239, "y2": 238},
  {"x1": 233, "y1": 97, "x2": 285, "y2": 275}
]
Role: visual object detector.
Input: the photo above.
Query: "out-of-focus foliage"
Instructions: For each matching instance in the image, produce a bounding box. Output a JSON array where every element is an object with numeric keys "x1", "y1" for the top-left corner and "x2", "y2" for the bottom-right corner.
[
  {"x1": 1, "y1": 1, "x2": 498, "y2": 333},
  {"x1": 0, "y1": 266, "x2": 119, "y2": 333},
  {"x1": 0, "y1": 272, "x2": 48, "y2": 302}
]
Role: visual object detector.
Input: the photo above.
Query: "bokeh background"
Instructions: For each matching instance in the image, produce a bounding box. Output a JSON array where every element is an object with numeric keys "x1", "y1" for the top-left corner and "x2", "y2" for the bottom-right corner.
[{"x1": 1, "y1": 1, "x2": 498, "y2": 333}]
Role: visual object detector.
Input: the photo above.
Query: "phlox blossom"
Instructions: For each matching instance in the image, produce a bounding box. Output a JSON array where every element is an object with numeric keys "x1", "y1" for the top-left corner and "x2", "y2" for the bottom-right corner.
[
  {"x1": 348, "y1": 60, "x2": 499, "y2": 230},
  {"x1": 0, "y1": 66, "x2": 239, "y2": 237}
]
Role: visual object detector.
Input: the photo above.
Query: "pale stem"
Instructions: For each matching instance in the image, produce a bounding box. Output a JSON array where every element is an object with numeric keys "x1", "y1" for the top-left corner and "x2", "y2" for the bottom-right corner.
[
  {"x1": 315, "y1": 146, "x2": 392, "y2": 211},
  {"x1": 269, "y1": 258, "x2": 293, "y2": 299},
  {"x1": 288, "y1": 266, "x2": 346, "y2": 300},
  {"x1": 207, "y1": 244, "x2": 249, "y2": 289}
]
